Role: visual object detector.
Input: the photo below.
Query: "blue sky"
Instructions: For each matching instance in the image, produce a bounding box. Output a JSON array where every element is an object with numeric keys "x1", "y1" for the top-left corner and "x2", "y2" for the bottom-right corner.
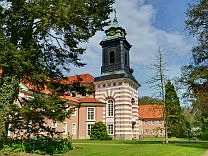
[
  {"x1": 68, "y1": 0, "x2": 196, "y2": 97},
  {"x1": 145, "y1": 0, "x2": 191, "y2": 32}
]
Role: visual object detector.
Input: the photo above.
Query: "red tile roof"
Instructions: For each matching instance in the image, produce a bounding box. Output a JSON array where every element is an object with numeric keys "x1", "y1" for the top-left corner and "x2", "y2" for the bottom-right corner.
[
  {"x1": 59, "y1": 73, "x2": 94, "y2": 85},
  {"x1": 22, "y1": 73, "x2": 94, "y2": 95},
  {"x1": 21, "y1": 74, "x2": 103, "y2": 105},
  {"x1": 22, "y1": 80, "x2": 52, "y2": 95},
  {"x1": 60, "y1": 96, "x2": 80, "y2": 103},
  {"x1": 138, "y1": 104, "x2": 163, "y2": 119},
  {"x1": 77, "y1": 97, "x2": 105, "y2": 104}
]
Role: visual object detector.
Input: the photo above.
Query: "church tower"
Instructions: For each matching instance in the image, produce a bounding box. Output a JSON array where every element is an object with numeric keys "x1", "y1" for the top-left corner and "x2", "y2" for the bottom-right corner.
[{"x1": 94, "y1": 13, "x2": 141, "y2": 140}]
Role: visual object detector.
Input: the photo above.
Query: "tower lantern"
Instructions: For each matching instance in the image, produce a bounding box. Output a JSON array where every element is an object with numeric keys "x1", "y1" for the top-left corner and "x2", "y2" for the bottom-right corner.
[{"x1": 94, "y1": 14, "x2": 140, "y2": 140}]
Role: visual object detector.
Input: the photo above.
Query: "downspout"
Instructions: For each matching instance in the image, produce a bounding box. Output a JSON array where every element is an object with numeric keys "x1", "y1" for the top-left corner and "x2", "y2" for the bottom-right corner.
[{"x1": 77, "y1": 102, "x2": 81, "y2": 140}]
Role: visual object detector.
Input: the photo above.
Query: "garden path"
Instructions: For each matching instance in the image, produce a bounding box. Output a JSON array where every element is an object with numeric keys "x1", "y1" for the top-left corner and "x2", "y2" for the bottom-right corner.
[{"x1": 202, "y1": 150, "x2": 208, "y2": 156}]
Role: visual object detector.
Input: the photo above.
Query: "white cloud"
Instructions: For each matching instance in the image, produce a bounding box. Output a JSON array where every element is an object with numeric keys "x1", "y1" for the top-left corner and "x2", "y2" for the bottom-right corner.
[{"x1": 69, "y1": 0, "x2": 194, "y2": 96}]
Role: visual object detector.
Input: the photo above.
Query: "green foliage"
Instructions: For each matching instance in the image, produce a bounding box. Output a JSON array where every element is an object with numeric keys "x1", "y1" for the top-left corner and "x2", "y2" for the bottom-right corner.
[
  {"x1": 183, "y1": 0, "x2": 208, "y2": 133},
  {"x1": 182, "y1": 106, "x2": 195, "y2": 129},
  {"x1": 165, "y1": 80, "x2": 187, "y2": 137},
  {"x1": 0, "y1": 0, "x2": 114, "y2": 137},
  {"x1": 0, "y1": 76, "x2": 20, "y2": 138},
  {"x1": 8, "y1": 93, "x2": 73, "y2": 136},
  {"x1": 1, "y1": 137, "x2": 72, "y2": 155},
  {"x1": 138, "y1": 96, "x2": 162, "y2": 105},
  {"x1": 200, "y1": 132, "x2": 208, "y2": 140},
  {"x1": 185, "y1": 0, "x2": 208, "y2": 65},
  {"x1": 90, "y1": 122, "x2": 112, "y2": 140},
  {"x1": 0, "y1": 0, "x2": 115, "y2": 77}
]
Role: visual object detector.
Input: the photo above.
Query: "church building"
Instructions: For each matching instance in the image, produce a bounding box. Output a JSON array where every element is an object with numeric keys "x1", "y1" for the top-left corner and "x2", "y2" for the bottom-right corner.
[
  {"x1": 10, "y1": 15, "x2": 164, "y2": 140},
  {"x1": 94, "y1": 15, "x2": 140, "y2": 140}
]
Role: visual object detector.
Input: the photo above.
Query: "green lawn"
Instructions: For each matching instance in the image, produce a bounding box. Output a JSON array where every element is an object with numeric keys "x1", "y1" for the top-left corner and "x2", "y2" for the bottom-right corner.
[{"x1": 65, "y1": 140, "x2": 208, "y2": 156}]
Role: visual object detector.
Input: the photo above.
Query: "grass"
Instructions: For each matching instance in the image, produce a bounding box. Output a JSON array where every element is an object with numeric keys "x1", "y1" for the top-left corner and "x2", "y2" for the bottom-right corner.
[
  {"x1": 1, "y1": 139, "x2": 208, "y2": 156},
  {"x1": 65, "y1": 140, "x2": 208, "y2": 156}
]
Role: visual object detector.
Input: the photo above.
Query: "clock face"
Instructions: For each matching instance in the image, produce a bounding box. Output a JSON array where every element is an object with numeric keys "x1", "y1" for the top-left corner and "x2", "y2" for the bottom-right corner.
[{"x1": 109, "y1": 29, "x2": 115, "y2": 36}]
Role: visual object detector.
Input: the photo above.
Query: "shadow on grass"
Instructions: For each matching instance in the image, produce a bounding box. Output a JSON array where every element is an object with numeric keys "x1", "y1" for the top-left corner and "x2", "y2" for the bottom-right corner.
[
  {"x1": 109, "y1": 140, "x2": 208, "y2": 145},
  {"x1": 72, "y1": 139, "x2": 208, "y2": 146},
  {"x1": 174, "y1": 143, "x2": 208, "y2": 150}
]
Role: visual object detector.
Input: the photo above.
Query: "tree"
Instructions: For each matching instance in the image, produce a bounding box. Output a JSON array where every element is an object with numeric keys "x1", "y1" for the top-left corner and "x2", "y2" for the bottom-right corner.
[
  {"x1": 182, "y1": 0, "x2": 208, "y2": 132},
  {"x1": 146, "y1": 48, "x2": 168, "y2": 143},
  {"x1": 147, "y1": 48, "x2": 167, "y2": 99},
  {"x1": 0, "y1": 0, "x2": 114, "y2": 138},
  {"x1": 185, "y1": 0, "x2": 208, "y2": 65},
  {"x1": 90, "y1": 122, "x2": 111, "y2": 140},
  {"x1": 183, "y1": 106, "x2": 195, "y2": 130},
  {"x1": 165, "y1": 80, "x2": 187, "y2": 137},
  {"x1": 181, "y1": 67, "x2": 208, "y2": 132},
  {"x1": 138, "y1": 96, "x2": 162, "y2": 105}
]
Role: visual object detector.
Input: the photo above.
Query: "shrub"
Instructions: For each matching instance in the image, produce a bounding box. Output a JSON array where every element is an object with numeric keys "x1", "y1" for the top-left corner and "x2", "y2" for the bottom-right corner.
[
  {"x1": 200, "y1": 132, "x2": 208, "y2": 140},
  {"x1": 1, "y1": 137, "x2": 72, "y2": 155},
  {"x1": 90, "y1": 122, "x2": 112, "y2": 140}
]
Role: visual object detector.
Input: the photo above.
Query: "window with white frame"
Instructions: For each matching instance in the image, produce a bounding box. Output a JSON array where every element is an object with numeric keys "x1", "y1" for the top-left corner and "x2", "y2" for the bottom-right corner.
[
  {"x1": 72, "y1": 123, "x2": 76, "y2": 135},
  {"x1": 107, "y1": 99, "x2": 114, "y2": 117},
  {"x1": 159, "y1": 129, "x2": 163, "y2": 136},
  {"x1": 39, "y1": 123, "x2": 45, "y2": 134},
  {"x1": 87, "y1": 107, "x2": 95, "y2": 120},
  {"x1": 107, "y1": 124, "x2": 114, "y2": 135},
  {"x1": 159, "y1": 120, "x2": 163, "y2": 125},
  {"x1": 51, "y1": 121, "x2": 57, "y2": 132},
  {"x1": 87, "y1": 124, "x2": 94, "y2": 136},
  {"x1": 152, "y1": 121, "x2": 155, "y2": 125},
  {"x1": 63, "y1": 122, "x2": 67, "y2": 134},
  {"x1": 24, "y1": 120, "x2": 32, "y2": 133},
  {"x1": 8, "y1": 124, "x2": 11, "y2": 136},
  {"x1": 71, "y1": 107, "x2": 77, "y2": 116}
]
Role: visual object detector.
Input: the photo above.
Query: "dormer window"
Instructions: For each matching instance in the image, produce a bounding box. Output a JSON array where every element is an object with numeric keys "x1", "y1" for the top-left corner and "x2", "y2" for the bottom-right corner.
[{"x1": 109, "y1": 51, "x2": 115, "y2": 64}]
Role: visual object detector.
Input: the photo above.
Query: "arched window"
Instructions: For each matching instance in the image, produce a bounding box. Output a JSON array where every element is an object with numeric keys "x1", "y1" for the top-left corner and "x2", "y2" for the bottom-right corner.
[
  {"x1": 131, "y1": 98, "x2": 135, "y2": 105},
  {"x1": 107, "y1": 99, "x2": 114, "y2": 117},
  {"x1": 109, "y1": 51, "x2": 115, "y2": 64}
]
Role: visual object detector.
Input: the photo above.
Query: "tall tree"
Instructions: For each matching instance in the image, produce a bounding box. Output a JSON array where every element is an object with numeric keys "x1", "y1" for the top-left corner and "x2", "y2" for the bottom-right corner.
[
  {"x1": 165, "y1": 80, "x2": 187, "y2": 137},
  {"x1": 0, "y1": 0, "x2": 114, "y2": 137},
  {"x1": 185, "y1": 0, "x2": 208, "y2": 65},
  {"x1": 146, "y1": 48, "x2": 168, "y2": 143},
  {"x1": 182, "y1": 0, "x2": 208, "y2": 131},
  {"x1": 138, "y1": 96, "x2": 162, "y2": 105}
]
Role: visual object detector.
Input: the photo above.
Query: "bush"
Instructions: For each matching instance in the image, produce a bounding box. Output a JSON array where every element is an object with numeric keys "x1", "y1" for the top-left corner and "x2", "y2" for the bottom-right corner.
[
  {"x1": 90, "y1": 122, "x2": 112, "y2": 140},
  {"x1": 1, "y1": 137, "x2": 72, "y2": 155},
  {"x1": 200, "y1": 132, "x2": 208, "y2": 140}
]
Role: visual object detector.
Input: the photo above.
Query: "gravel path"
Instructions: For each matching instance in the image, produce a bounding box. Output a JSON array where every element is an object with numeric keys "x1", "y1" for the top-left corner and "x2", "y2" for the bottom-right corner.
[{"x1": 202, "y1": 150, "x2": 208, "y2": 156}]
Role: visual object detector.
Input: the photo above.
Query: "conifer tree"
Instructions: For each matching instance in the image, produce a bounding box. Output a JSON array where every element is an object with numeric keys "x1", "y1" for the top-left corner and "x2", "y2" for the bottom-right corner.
[
  {"x1": 0, "y1": 0, "x2": 114, "y2": 137},
  {"x1": 165, "y1": 80, "x2": 187, "y2": 137}
]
